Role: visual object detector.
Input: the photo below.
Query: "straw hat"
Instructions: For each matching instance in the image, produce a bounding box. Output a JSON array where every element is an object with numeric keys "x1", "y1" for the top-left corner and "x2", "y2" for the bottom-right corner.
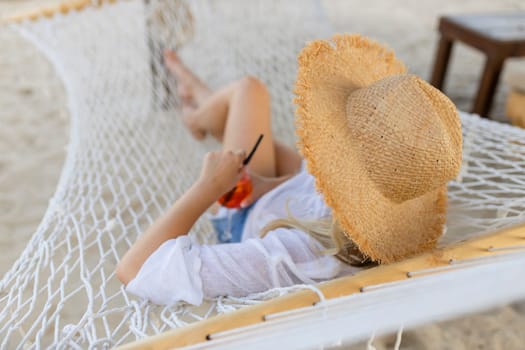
[{"x1": 294, "y1": 34, "x2": 462, "y2": 263}]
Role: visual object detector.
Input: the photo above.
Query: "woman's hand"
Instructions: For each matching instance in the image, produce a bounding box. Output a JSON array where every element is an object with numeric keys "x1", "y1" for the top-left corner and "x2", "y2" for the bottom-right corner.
[
  {"x1": 116, "y1": 149, "x2": 245, "y2": 285},
  {"x1": 197, "y1": 149, "x2": 246, "y2": 198}
]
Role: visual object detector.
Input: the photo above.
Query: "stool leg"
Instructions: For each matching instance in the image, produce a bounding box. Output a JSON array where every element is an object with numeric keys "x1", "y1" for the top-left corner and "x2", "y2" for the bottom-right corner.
[
  {"x1": 430, "y1": 36, "x2": 453, "y2": 91},
  {"x1": 472, "y1": 56, "x2": 504, "y2": 118}
]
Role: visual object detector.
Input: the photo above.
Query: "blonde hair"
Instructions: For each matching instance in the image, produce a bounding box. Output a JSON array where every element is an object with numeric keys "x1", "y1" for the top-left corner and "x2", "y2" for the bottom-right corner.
[{"x1": 260, "y1": 215, "x2": 374, "y2": 267}]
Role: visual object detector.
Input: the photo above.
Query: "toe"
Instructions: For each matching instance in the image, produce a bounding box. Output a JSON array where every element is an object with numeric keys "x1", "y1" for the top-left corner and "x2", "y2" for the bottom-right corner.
[
  {"x1": 163, "y1": 49, "x2": 179, "y2": 63},
  {"x1": 177, "y1": 85, "x2": 192, "y2": 100},
  {"x1": 164, "y1": 50, "x2": 182, "y2": 74},
  {"x1": 192, "y1": 130, "x2": 206, "y2": 140}
]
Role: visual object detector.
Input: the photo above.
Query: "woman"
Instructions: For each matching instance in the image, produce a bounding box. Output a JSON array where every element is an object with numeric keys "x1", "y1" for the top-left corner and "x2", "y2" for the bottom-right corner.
[{"x1": 116, "y1": 34, "x2": 462, "y2": 306}]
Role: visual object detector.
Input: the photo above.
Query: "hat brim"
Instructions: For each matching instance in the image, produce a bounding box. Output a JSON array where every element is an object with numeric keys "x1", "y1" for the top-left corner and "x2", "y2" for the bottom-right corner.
[{"x1": 294, "y1": 34, "x2": 446, "y2": 263}]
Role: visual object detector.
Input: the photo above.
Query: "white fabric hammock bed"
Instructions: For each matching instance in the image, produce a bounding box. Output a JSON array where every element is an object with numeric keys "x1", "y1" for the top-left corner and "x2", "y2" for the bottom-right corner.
[{"x1": 2, "y1": 1, "x2": 525, "y2": 349}]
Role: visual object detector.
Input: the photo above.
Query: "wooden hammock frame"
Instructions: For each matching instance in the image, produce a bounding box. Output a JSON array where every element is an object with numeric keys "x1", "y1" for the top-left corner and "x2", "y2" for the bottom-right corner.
[
  {"x1": 116, "y1": 223, "x2": 525, "y2": 349},
  {"x1": 1, "y1": 0, "x2": 120, "y2": 24}
]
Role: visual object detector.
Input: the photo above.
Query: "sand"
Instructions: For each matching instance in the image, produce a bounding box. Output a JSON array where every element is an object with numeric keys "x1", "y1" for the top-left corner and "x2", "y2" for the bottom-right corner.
[
  {"x1": 0, "y1": 0, "x2": 67, "y2": 276},
  {"x1": 1, "y1": 0, "x2": 525, "y2": 348}
]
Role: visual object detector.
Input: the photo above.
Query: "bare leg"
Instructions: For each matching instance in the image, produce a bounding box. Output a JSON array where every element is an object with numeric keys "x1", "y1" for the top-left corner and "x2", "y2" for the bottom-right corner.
[
  {"x1": 164, "y1": 50, "x2": 211, "y2": 107},
  {"x1": 183, "y1": 77, "x2": 277, "y2": 177},
  {"x1": 164, "y1": 50, "x2": 302, "y2": 177}
]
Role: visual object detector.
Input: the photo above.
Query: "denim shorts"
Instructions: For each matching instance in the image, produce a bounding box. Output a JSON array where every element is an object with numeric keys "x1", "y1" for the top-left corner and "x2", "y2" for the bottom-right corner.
[{"x1": 209, "y1": 202, "x2": 257, "y2": 243}]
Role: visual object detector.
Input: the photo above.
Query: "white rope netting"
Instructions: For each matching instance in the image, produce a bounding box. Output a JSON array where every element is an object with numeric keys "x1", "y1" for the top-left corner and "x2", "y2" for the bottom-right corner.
[{"x1": 1, "y1": 0, "x2": 525, "y2": 348}]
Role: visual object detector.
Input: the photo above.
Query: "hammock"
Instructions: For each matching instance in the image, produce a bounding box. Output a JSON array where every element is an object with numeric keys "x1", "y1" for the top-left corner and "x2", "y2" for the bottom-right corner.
[{"x1": 1, "y1": 0, "x2": 525, "y2": 348}]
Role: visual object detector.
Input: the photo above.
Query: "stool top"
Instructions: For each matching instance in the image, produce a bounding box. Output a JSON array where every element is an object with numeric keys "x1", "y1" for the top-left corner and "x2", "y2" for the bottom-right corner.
[{"x1": 446, "y1": 13, "x2": 525, "y2": 42}]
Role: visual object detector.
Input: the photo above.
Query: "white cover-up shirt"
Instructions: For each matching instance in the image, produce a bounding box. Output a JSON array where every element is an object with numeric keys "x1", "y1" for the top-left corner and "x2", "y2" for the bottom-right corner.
[{"x1": 126, "y1": 163, "x2": 362, "y2": 305}]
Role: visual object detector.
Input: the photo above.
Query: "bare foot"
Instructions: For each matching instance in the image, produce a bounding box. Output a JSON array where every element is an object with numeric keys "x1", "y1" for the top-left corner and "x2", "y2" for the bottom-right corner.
[
  {"x1": 164, "y1": 49, "x2": 212, "y2": 140},
  {"x1": 181, "y1": 105, "x2": 206, "y2": 140},
  {"x1": 163, "y1": 49, "x2": 211, "y2": 107}
]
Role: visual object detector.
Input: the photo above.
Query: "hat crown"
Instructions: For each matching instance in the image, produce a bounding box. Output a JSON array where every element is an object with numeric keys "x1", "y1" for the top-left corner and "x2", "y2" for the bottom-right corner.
[{"x1": 346, "y1": 74, "x2": 462, "y2": 203}]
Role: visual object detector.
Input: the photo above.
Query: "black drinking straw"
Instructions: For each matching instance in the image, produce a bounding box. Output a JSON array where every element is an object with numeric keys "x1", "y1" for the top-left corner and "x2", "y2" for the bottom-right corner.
[
  {"x1": 220, "y1": 134, "x2": 264, "y2": 206},
  {"x1": 243, "y1": 134, "x2": 264, "y2": 166}
]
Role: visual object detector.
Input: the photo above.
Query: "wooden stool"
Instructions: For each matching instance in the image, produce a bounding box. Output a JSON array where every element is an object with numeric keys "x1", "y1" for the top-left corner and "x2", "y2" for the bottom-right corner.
[{"x1": 430, "y1": 13, "x2": 525, "y2": 118}]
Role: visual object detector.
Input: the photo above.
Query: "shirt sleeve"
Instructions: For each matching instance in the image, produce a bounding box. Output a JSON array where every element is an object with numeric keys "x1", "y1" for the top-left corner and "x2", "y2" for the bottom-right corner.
[
  {"x1": 125, "y1": 236, "x2": 203, "y2": 306},
  {"x1": 125, "y1": 229, "x2": 353, "y2": 306}
]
